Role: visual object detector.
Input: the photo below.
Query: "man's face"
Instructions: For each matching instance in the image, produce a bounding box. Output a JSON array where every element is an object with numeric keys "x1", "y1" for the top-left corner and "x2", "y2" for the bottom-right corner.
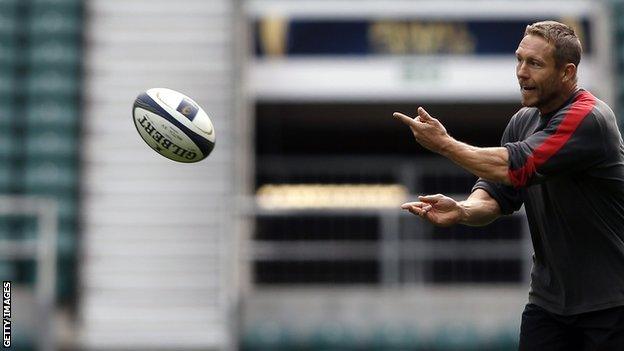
[{"x1": 515, "y1": 35, "x2": 564, "y2": 110}]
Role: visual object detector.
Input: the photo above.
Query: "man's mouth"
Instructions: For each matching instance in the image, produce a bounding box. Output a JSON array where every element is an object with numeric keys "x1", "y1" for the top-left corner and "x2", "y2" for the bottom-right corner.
[{"x1": 521, "y1": 85, "x2": 536, "y2": 92}]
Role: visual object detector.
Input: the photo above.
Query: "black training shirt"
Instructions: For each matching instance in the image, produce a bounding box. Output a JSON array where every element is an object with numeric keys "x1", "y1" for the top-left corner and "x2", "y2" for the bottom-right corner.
[{"x1": 473, "y1": 89, "x2": 624, "y2": 315}]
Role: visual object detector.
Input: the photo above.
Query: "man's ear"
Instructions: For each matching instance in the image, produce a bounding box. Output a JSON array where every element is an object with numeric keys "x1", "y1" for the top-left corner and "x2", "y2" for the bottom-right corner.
[{"x1": 562, "y1": 63, "x2": 577, "y2": 82}]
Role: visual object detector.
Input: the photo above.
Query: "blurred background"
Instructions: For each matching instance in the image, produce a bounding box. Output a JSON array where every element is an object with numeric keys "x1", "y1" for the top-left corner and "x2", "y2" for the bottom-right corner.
[{"x1": 0, "y1": 0, "x2": 620, "y2": 350}]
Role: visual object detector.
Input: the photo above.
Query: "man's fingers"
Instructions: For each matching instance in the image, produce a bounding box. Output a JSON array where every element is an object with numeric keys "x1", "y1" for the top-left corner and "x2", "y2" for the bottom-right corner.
[
  {"x1": 393, "y1": 112, "x2": 417, "y2": 127},
  {"x1": 395, "y1": 110, "x2": 434, "y2": 131},
  {"x1": 401, "y1": 201, "x2": 426, "y2": 209},
  {"x1": 417, "y1": 107, "x2": 433, "y2": 121},
  {"x1": 407, "y1": 206, "x2": 427, "y2": 217},
  {"x1": 401, "y1": 202, "x2": 432, "y2": 213},
  {"x1": 418, "y1": 194, "x2": 444, "y2": 203}
]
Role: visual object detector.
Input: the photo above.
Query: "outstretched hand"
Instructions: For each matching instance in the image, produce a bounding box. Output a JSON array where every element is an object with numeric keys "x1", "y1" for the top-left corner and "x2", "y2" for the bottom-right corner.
[
  {"x1": 401, "y1": 194, "x2": 465, "y2": 227},
  {"x1": 393, "y1": 107, "x2": 452, "y2": 155}
]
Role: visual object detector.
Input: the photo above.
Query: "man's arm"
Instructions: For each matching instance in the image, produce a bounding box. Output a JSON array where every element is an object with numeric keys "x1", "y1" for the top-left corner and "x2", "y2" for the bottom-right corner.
[
  {"x1": 401, "y1": 189, "x2": 502, "y2": 227},
  {"x1": 394, "y1": 108, "x2": 512, "y2": 185},
  {"x1": 441, "y1": 140, "x2": 511, "y2": 186},
  {"x1": 458, "y1": 188, "x2": 503, "y2": 226}
]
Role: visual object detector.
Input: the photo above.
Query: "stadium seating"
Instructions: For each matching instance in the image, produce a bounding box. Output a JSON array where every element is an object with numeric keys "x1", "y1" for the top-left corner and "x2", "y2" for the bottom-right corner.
[
  {"x1": 241, "y1": 321, "x2": 518, "y2": 350},
  {"x1": 368, "y1": 323, "x2": 421, "y2": 349},
  {"x1": 0, "y1": 8, "x2": 17, "y2": 38},
  {"x1": 0, "y1": 98, "x2": 12, "y2": 128},
  {"x1": 0, "y1": 0, "x2": 82, "y2": 310},
  {"x1": 29, "y1": 39, "x2": 80, "y2": 67},
  {"x1": 26, "y1": 98, "x2": 79, "y2": 127},
  {"x1": 242, "y1": 322, "x2": 298, "y2": 350}
]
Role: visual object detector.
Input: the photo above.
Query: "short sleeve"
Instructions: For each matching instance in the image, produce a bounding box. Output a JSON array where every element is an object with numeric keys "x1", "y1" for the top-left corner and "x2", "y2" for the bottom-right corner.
[
  {"x1": 505, "y1": 92, "x2": 603, "y2": 188},
  {"x1": 472, "y1": 179, "x2": 522, "y2": 215}
]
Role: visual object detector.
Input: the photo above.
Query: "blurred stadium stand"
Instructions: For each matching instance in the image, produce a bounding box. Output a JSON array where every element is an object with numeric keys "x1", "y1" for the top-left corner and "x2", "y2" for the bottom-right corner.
[
  {"x1": 0, "y1": 0, "x2": 622, "y2": 351},
  {"x1": 79, "y1": 0, "x2": 239, "y2": 350},
  {"x1": 242, "y1": 1, "x2": 613, "y2": 350},
  {"x1": 0, "y1": 0, "x2": 82, "y2": 349}
]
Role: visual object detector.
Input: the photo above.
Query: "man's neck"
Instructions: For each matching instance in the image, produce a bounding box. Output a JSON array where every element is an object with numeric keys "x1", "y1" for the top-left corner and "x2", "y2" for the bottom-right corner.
[{"x1": 538, "y1": 84, "x2": 579, "y2": 115}]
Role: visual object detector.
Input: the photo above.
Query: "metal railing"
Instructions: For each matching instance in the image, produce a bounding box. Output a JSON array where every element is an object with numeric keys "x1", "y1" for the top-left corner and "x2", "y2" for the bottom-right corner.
[
  {"x1": 248, "y1": 202, "x2": 531, "y2": 286},
  {"x1": 0, "y1": 196, "x2": 58, "y2": 351},
  {"x1": 251, "y1": 155, "x2": 533, "y2": 287}
]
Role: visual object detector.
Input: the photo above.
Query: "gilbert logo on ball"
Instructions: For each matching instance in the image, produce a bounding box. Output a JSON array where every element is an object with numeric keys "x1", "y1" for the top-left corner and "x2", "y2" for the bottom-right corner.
[{"x1": 132, "y1": 88, "x2": 216, "y2": 163}]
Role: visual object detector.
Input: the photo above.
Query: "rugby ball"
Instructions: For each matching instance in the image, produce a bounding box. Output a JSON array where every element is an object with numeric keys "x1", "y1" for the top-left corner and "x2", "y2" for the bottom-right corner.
[{"x1": 132, "y1": 88, "x2": 216, "y2": 163}]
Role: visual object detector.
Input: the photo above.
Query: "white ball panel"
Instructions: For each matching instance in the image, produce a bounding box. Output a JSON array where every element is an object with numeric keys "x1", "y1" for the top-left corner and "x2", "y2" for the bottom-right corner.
[
  {"x1": 133, "y1": 107, "x2": 205, "y2": 163},
  {"x1": 146, "y1": 88, "x2": 215, "y2": 143}
]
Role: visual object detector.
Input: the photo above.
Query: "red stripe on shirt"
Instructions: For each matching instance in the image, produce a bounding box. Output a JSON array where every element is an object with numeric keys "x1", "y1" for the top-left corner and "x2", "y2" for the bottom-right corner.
[{"x1": 508, "y1": 91, "x2": 597, "y2": 188}]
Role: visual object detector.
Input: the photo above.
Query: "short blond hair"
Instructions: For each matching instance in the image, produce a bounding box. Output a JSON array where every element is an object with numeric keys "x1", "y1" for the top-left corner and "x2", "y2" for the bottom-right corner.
[{"x1": 524, "y1": 21, "x2": 582, "y2": 68}]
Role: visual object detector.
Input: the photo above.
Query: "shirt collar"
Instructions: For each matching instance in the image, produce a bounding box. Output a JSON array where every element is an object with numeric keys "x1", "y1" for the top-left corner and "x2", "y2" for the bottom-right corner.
[{"x1": 540, "y1": 88, "x2": 584, "y2": 120}]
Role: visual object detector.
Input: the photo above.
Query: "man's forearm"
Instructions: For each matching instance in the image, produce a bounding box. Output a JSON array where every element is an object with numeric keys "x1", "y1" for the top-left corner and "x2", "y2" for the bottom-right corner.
[
  {"x1": 458, "y1": 189, "x2": 502, "y2": 226},
  {"x1": 440, "y1": 137, "x2": 512, "y2": 185}
]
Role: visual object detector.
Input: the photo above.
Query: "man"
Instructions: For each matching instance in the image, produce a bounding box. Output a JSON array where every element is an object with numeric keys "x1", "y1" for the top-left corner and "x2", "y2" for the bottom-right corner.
[{"x1": 394, "y1": 21, "x2": 624, "y2": 350}]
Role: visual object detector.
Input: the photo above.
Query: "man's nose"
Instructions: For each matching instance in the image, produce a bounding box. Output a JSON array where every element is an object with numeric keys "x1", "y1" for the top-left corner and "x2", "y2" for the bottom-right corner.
[{"x1": 517, "y1": 62, "x2": 529, "y2": 79}]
